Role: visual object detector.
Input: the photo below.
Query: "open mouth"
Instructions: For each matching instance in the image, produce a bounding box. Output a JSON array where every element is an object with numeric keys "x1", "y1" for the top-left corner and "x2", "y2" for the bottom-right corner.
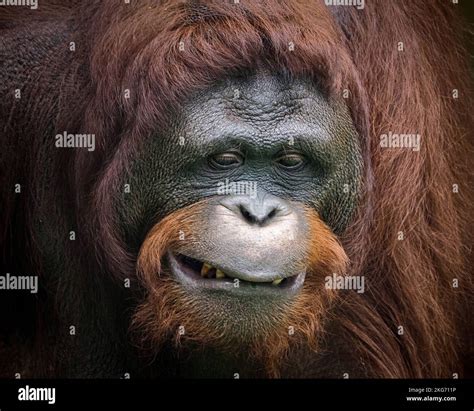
[{"x1": 167, "y1": 252, "x2": 305, "y2": 295}]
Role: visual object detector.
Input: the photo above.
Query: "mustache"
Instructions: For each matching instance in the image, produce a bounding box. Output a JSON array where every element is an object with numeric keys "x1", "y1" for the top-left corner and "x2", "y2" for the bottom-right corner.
[{"x1": 132, "y1": 199, "x2": 348, "y2": 377}]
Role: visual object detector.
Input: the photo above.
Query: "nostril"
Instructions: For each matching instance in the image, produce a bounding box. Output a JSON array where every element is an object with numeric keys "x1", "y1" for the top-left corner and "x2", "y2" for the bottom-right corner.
[
  {"x1": 238, "y1": 204, "x2": 278, "y2": 225},
  {"x1": 238, "y1": 204, "x2": 258, "y2": 225},
  {"x1": 267, "y1": 208, "x2": 277, "y2": 220}
]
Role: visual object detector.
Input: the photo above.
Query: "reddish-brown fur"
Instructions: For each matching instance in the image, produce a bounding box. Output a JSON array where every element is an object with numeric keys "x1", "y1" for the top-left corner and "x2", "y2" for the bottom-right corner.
[
  {"x1": 134, "y1": 202, "x2": 347, "y2": 377},
  {"x1": 90, "y1": 0, "x2": 472, "y2": 377},
  {"x1": 0, "y1": 0, "x2": 472, "y2": 377}
]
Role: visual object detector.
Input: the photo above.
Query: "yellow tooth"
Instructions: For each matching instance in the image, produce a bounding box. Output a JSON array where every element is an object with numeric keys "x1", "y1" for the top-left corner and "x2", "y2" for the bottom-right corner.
[
  {"x1": 201, "y1": 263, "x2": 212, "y2": 277},
  {"x1": 216, "y1": 269, "x2": 226, "y2": 279},
  {"x1": 272, "y1": 278, "x2": 283, "y2": 285}
]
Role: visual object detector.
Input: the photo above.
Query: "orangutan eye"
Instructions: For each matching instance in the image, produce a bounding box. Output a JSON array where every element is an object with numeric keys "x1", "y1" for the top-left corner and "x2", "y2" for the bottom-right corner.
[
  {"x1": 275, "y1": 153, "x2": 306, "y2": 170},
  {"x1": 209, "y1": 151, "x2": 244, "y2": 169}
]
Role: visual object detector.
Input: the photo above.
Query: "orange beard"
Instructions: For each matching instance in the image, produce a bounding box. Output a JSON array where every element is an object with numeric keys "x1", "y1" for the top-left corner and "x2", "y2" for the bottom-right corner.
[{"x1": 132, "y1": 200, "x2": 348, "y2": 377}]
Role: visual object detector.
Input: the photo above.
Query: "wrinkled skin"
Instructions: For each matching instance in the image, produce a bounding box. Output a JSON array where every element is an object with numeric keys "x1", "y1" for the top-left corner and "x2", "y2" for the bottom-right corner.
[
  {"x1": 2, "y1": 53, "x2": 364, "y2": 375},
  {"x1": 112, "y1": 73, "x2": 363, "y2": 375},
  {"x1": 119, "y1": 74, "x2": 362, "y2": 249}
]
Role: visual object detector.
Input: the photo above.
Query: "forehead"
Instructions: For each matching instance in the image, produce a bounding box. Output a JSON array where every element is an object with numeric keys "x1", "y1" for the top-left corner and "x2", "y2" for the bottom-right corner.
[{"x1": 177, "y1": 74, "x2": 345, "y2": 149}]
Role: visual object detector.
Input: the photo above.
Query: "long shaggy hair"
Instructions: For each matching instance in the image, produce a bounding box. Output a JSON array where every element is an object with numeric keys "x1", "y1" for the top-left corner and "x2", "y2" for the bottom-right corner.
[{"x1": 1, "y1": 0, "x2": 472, "y2": 377}]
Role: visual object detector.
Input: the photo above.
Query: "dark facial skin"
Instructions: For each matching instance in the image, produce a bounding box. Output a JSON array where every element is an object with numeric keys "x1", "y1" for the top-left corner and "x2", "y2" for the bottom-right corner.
[
  {"x1": 115, "y1": 73, "x2": 363, "y2": 346},
  {"x1": 119, "y1": 73, "x2": 362, "y2": 247}
]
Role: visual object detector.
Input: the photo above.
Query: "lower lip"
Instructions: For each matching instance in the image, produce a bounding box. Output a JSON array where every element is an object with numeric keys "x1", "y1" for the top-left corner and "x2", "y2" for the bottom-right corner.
[{"x1": 166, "y1": 252, "x2": 306, "y2": 297}]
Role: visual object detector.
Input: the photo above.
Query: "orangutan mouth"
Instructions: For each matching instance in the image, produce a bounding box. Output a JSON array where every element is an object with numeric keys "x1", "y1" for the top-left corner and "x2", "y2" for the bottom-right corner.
[{"x1": 167, "y1": 252, "x2": 306, "y2": 295}]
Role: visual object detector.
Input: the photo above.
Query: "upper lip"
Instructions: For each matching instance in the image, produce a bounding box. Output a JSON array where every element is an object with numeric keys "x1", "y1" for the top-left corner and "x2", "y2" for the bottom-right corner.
[{"x1": 166, "y1": 251, "x2": 306, "y2": 296}]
